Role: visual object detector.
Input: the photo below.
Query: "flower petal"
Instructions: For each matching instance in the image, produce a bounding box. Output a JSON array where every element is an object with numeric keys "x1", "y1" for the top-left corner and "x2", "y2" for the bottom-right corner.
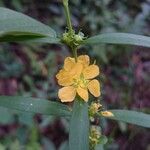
[
  {"x1": 78, "y1": 55, "x2": 89, "y2": 67},
  {"x1": 88, "y1": 79, "x2": 100, "y2": 97},
  {"x1": 56, "y1": 69, "x2": 66, "y2": 79},
  {"x1": 58, "y1": 86, "x2": 76, "y2": 102},
  {"x1": 56, "y1": 62, "x2": 83, "y2": 86},
  {"x1": 56, "y1": 69, "x2": 73, "y2": 86},
  {"x1": 77, "y1": 87, "x2": 88, "y2": 102},
  {"x1": 69, "y1": 62, "x2": 83, "y2": 78},
  {"x1": 57, "y1": 77, "x2": 73, "y2": 86},
  {"x1": 63, "y1": 57, "x2": 83, "y2": 77},
  {"x1": 83, "y1": 65, "x2": 99, "y2": 79},
  {"x1": 64, "y1": 57, "x2": 75, "y2": 71}
]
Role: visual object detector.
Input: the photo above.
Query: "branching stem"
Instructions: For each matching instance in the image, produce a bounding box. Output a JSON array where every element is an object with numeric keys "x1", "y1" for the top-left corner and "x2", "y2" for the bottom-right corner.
[{"x1": 63, "y1": 0, "x2": 73, "y2": 34}]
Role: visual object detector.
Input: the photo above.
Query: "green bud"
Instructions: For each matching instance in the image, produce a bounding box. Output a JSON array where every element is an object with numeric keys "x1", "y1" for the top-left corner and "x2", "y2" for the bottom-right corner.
[{"x1": 62, "y1": 31, "x2": 85, "y2": 47}]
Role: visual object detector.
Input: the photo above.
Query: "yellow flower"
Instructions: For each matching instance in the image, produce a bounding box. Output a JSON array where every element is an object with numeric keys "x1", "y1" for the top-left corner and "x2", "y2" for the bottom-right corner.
[{"x1": 56, "y1": 55, "x2": 101, "y2": 102}]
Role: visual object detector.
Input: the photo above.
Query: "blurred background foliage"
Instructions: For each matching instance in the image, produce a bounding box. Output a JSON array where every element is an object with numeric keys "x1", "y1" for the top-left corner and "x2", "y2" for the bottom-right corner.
[{"x1": 0, "y1": 0, "x2": 150, "y2": 149}]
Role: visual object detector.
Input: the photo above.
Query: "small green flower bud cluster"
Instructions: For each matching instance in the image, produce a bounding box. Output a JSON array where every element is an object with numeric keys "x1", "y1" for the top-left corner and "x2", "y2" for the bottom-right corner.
[
  {"x1": 89, "y1": 126, "x2": 101, "y2": 149},
  {"x1": 89, "y1": 126, "x2": 108, "y2": 150},
  {"x1": 89, "y1": 102, "x2": 102, "y2": 120},
  {"x1": 62, "y1": 31, "x2": 85, "y2": 47}
]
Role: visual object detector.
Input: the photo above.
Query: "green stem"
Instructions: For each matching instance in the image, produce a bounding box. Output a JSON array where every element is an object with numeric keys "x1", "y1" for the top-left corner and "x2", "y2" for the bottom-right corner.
[
  {"x1": 63, "y1": 0, "x2": 78, "y2": 62},
  {"x1": 63, "y1": 0, "x2": 73, "y2": 34},
  {"x1": 72, "y1": 47, "x2": 78, "y2": 62}
]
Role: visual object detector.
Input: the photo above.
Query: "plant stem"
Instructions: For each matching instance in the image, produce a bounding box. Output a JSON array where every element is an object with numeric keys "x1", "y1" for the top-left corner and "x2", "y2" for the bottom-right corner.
[
  {"x1": 63, "y1": 0, "x2": 78, "y2": 62},
  {"x1": 63, "y1": 0, "x2": 73, "y2": 34},
  {"x1": 72, "y1": 47, "x2": 78, "y2": 62}
]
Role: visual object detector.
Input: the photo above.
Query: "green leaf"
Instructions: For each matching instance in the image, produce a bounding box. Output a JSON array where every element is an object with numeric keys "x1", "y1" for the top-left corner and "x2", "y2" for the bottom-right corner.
[
  {"x1": 0, "y1": 107, "x2": 13, "y2": 124},
  {"x1": 0, "y1": 96, "x2": 71, "y2": 117},
  {"x1": 103, "y1": 109, "x2": 150, "y2": 128},
  {"x1": 0, "y1": 31, "x2": 61, "y2": 44},
  {"x1": 84, "y1": 33, "x2": 150, "y2": 48},
  {"x1": 0, "y1": 7, "x2": 59, "y2": 43},
  {"x1": 0, "y1": 144, "x2": 5, "y2": 150},
  {"x1": 69, "y1": 100, "x2": 89, "y2": 150},
  {"x1": 18, "y1": 112, "x2": 34, "y2": 126},
  {"x1": 95, "y1": 144, "x2": 104, "y2": 150},
  {"x1": 0, "y1": 31, "x2": 46, "y2": 42},
  {"x1": 27, "y1": 36, "x2": 61, "y2": 44}
]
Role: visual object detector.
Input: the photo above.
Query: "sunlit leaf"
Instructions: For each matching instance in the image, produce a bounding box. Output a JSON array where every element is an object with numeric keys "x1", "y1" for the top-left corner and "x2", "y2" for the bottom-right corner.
[{"x1": 0, "y1": 144, "x2": 5, "y2": 150}]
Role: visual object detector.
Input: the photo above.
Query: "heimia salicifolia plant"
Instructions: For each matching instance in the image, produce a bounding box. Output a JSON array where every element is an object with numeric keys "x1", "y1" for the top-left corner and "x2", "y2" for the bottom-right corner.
[{"x1": 0, "y1": 0, "x2": 150, "y2": 150}]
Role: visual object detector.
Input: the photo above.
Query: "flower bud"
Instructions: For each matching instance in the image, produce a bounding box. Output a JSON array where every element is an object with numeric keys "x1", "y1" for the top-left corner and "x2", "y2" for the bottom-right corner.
[{"x1": 101, "y1": 111, "x2": 114, "y2": 117}]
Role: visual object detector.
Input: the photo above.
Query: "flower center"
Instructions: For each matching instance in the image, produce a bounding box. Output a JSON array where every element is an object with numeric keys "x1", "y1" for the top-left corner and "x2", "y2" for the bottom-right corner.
[{"x1": 73, "y1": 74, "x2": 89, "y2": 88}]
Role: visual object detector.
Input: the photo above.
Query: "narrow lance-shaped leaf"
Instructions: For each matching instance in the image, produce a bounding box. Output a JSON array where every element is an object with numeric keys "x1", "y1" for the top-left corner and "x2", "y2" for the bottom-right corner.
[
  {"x1": 69, "y1": 100, "x2": 89, "y2": 150},
  {"x1": 0, "y1": 31, "x2": 47, "y2": 42},
  {"x1": 83, "y1": 33, "x2": 150, "y2": 48},
  {"x1": 0, "y1": 31, "x2": 61, "y2": 44},
  {"x1": 101, "y1": 109, "x2": 150, "y2": 128},
  {"x1": 0, "y1": 7, "x2": 60, "y2": 43},
  {"x1": 0, "y1": 96, "x2": 71, "y2": 117}
]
